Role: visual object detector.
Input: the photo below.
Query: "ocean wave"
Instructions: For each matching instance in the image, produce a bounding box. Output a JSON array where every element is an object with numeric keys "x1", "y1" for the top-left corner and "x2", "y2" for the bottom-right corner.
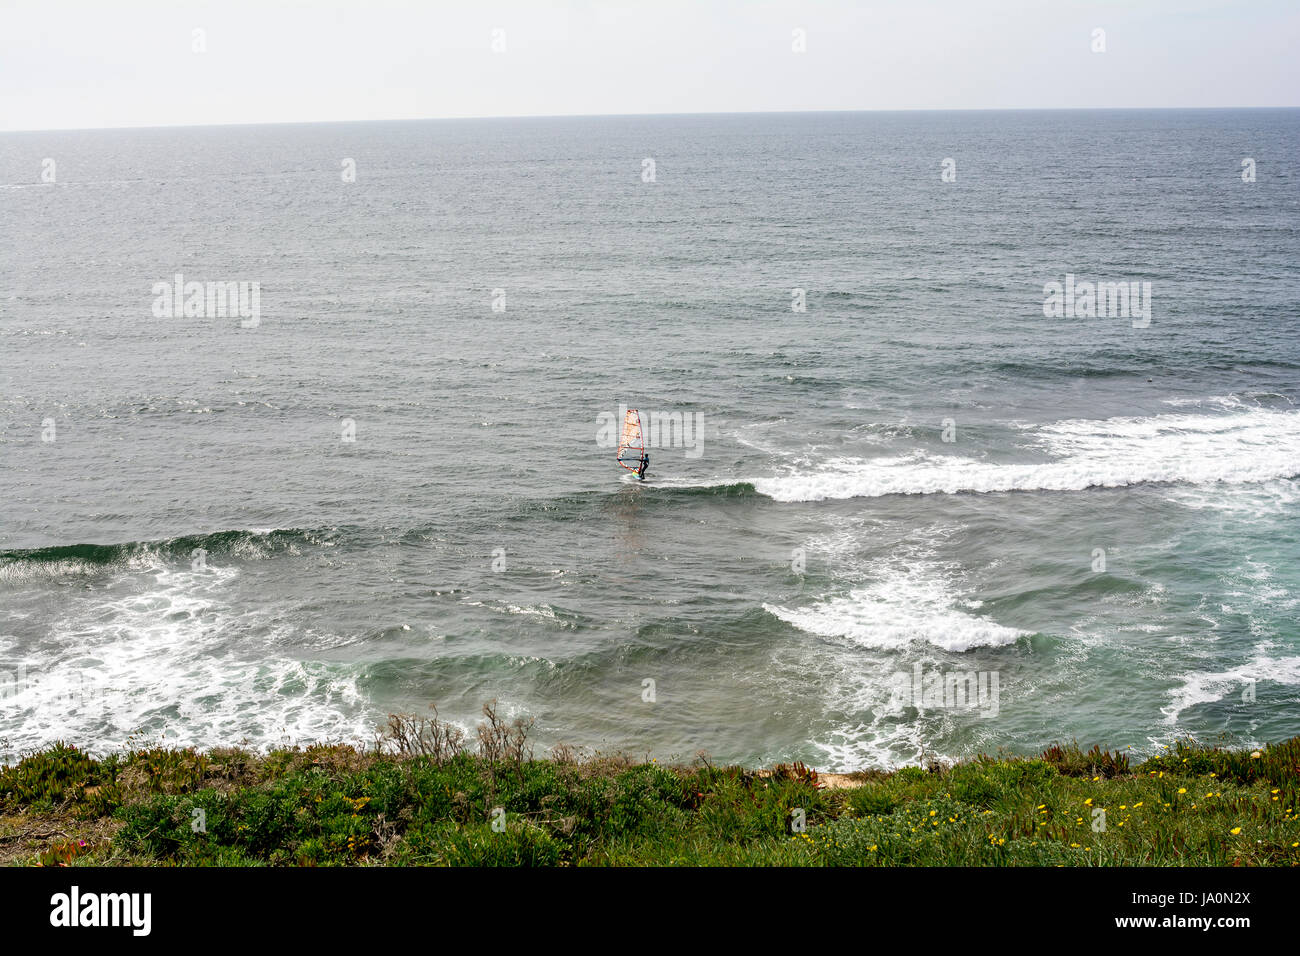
[
  {"x1": 764, "y1": 557, "x2": 1028, "y2": 653},
  {"x1": 750, "y1": 407, "x2": 1300, "y2": 502},
  {"x1": 0, "y1": 562, "x2": 375, "y2": 759},
  {"x1": 1161, "y1": 654, "x2": 1300, "y2": 726},
  {"x1": 0, "y1": 528, "x2": 333, "y2": 580},
  {"x1": 647, "y1": 480, "x2": 759, "y2": 498},
  {"x1": 810, "y1": 708, "x2": 954, "y2": 772},
  {"x1": 463, "y1": 600, "x2": 595, "y2": 629}
]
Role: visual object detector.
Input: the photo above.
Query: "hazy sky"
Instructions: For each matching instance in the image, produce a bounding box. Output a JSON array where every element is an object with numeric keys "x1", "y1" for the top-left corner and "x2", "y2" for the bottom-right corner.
[{"x1": 2, "y1": 0, "x2": 1298, "y2": 131}]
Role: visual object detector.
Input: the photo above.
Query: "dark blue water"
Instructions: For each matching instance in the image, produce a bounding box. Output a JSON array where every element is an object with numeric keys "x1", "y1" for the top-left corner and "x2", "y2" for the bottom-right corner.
[{"x1": 2, "y1": 110, "x2": 1298, "y2": 768}]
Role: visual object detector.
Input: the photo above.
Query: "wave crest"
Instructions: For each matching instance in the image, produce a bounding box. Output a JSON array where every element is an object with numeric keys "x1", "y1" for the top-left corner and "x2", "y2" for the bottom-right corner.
[{"x1": 753, "y1": 407, "x2": 1300, "y2": 502}]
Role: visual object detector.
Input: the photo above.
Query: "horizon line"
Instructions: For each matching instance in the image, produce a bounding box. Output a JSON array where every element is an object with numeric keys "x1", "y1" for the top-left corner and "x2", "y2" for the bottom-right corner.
[{"x1": 6, "y1": 104, "x2": 1300, "y2": 135}]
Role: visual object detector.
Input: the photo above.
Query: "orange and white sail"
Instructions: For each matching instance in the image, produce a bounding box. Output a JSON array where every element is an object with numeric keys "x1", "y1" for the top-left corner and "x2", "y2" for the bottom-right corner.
[{"x1": 616, "y1": 408, "x2": 646, "y2": 473}]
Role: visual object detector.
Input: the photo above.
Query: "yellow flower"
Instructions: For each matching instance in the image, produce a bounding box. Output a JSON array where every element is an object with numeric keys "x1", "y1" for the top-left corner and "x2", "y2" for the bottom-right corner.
[
  {"x1": 1250, "y1": 751, "x2": 1261, "y2": 759},
  {"x1": 1178, "y1": 787, "x2": 1187, "y2": 794},
  {"x1": 1230, "y1": 827, "x2": 1242, "y2": 835},
  {"x1": 1133, "y1": 802, "x2": 1143, "y2": 807}
]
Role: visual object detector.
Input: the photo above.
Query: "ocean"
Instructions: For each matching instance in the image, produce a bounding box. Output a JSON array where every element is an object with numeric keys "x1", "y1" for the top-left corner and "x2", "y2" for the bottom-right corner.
[{"x1": 2, "y1": 109, "x2": 1298, "y2": 769}]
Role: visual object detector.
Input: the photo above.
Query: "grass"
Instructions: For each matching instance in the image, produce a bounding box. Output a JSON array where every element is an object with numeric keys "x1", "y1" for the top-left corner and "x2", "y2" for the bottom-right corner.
[{"x1": 2, "y1": 707, "x2": 1297, "y2": 866}]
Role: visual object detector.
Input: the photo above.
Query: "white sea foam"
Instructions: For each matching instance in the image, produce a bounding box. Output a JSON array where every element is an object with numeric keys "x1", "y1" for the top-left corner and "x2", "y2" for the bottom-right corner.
[
  {"x1": 1165, "y1": 478, "x2": 1300, "y2": 516},
  {"x1": 799, "y1": 643, "x2": 994, "y2": 771},
  {"x1": 0, "y1": 562, "x2": 375, "y2": 759},
  {"x1": 1160, "y1": 394, "x2": 1250, "y2": 409},
  {"x1": 732, "y1": 419, "x2": 793, "y2": 455},
  {"x1": 0, "y1": 558, "x2": 101, "y2": 583},
  {"x1": 494, "y1": 602, "x2": 567, "y2": 623},
  {"x1": 811, "y1": 711, "x2": 955, "y2": 772},
  {"x1": 765, "y1": 558, "x2": 1026, "y2": 653},
  {"x1": 1161, "y1": 654, "x2": 1300, "y2": 725},
  {"x1": 752, "y1": 407, "x2": 1300, "y2": 502}
]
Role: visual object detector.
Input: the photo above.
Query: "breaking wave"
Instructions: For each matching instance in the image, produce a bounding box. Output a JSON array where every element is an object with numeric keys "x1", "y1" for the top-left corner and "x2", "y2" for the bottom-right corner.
[{"x1": 751, "y1": 407, "x2": 1300, "y2": 502}]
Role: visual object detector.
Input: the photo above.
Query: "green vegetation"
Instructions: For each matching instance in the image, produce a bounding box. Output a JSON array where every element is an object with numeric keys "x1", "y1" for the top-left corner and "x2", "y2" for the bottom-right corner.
[{"x1": 2, "y1": 707, "x2": 1297, "y2": 866}]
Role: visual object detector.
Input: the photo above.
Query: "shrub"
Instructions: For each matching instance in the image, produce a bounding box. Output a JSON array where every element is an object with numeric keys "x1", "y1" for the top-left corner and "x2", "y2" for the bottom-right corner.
[
  {"x1": 1136, "y1": 738, "x2": 1300, "y2": 791},
  {"x1": 120, "y1": 747, "x2": 209, "y2": 795},
  {"x1": 0, "y1": 742, "x2": 117, "y2": 814},
  {"x1": 1041, "y1": 741, "x2": 1130, "y2": 778},
  {"x1": 378, "y1": 709, "x2": 465, "y2": 762},
  {"x1": 410, "y1": 821, "x2": 563, "y2": 866}
]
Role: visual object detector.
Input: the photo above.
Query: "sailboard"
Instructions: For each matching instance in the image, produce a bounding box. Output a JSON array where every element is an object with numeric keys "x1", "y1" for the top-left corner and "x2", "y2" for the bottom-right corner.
[{"x1": 616, "y1": 407, "x2": 647, "y2": 476}]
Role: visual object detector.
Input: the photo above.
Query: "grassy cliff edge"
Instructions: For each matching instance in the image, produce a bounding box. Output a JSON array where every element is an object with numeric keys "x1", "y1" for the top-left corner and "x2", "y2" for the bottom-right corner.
[{"x1": 3, "y1": 709, "x2": 1297, "y2": 866}]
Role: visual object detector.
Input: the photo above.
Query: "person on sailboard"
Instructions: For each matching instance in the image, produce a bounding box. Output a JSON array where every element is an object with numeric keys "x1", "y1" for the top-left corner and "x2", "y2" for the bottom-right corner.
[{"x1": 637, "y1": 453, "x2": 650, "y2": 480}]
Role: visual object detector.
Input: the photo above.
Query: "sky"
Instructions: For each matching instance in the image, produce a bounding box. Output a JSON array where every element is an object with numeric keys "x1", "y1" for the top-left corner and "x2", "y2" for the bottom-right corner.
[{"x1": 2, "y1": 0, "x2": 1298, "y2": 132}]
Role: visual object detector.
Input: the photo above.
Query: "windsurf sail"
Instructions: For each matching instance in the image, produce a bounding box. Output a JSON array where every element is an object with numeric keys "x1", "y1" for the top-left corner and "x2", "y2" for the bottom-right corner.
[{"x1": 616, "y1": 408, "x2": 647, "y2": 473}]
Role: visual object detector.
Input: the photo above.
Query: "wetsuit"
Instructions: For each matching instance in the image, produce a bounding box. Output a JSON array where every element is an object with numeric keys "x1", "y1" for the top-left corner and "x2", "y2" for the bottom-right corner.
[{"x1": 637, "y1": 455, "x2": 649, "y2": 479}]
